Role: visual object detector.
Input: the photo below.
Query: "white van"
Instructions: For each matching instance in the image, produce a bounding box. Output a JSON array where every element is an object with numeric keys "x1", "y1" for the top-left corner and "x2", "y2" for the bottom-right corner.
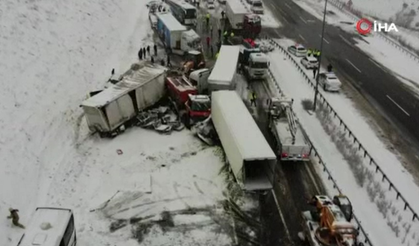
[{"x1": 17, "y1": 207, "x2": 76, "y2": 246}]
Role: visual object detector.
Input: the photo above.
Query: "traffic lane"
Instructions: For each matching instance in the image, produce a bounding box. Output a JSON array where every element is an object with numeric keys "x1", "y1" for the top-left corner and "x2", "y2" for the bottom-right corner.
[
  {"x1": 250, "y1": 81, "x2": 299, "y2": 245},
  {"x1": 266, "y1": 0, "x2": 419, "y2": 144},
  {"x1": 250, "y1": 80, "x2": 327, "y2": 245},
  {"x1": 322, "y1": 29, "x2": 419, "y2": 139}
]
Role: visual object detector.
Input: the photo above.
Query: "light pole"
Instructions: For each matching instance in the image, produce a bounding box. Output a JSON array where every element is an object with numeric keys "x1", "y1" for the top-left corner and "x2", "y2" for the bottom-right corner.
[{"x1": 313, "y1": 0, "x2": 329, "y2": 111}]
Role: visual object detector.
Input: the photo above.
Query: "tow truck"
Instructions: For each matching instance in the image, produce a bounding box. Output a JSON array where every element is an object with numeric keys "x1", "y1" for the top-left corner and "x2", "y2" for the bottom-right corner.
[
  {"x1": 301, "y1": 195, "x2": 364, "y2": 246},
  {"x1": 268, "y1": 96, "x2": 310, "y2": 161},
  {"x1": 166, "y1": 72, "x2": 211, "y2": 128}
]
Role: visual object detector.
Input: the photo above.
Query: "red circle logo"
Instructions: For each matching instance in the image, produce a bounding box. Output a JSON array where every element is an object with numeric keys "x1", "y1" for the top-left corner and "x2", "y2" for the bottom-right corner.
[{"x1": 356, "y1": 18, "x2": 372, "y2": 35}]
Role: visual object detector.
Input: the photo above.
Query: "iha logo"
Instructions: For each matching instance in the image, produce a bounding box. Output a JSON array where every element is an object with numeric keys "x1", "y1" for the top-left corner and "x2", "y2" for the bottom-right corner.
[{"x1": 356, "y1": 18, "x2": 399, "y2": 35}]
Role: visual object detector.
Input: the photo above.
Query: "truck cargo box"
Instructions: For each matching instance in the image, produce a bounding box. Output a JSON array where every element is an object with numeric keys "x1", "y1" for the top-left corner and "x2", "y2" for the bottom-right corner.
[
  {"x1": 81, "y1": 63, "x2": 166, "y2": 136},
  {"x1": 211, "y1": 90, "x2": 276, "y2": 191},
  {"x1": 207, "y1": 45, "x2": 240, "y2": 92}
]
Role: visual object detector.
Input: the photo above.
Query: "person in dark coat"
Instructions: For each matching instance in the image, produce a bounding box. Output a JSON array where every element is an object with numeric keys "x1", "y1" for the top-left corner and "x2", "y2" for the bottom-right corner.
[
  {"x1": 327, "y1": 63, "x2": 333, "y2": 72},
  {"x1": 218, "y1": 28, "x2": 222, "y2": 40},
  {"x1": 313, "y1": 67, "x2": 318, "y2": 78},
  {"x1": 210, "y1": 45, "x2": 214, "y2": 58},
  {"x1": 138, "y1": 48, "x2": 143, "y2": 60},
  {"x1": 167, "y1": 55, "x2": 171, "y2": 67},
  {"x1": 8, "y1": 208, "x2": 24, "y2": 228},
  {"x1": 143, "y1": 47, "x2": 147, "y2": 58},
  {"x1": 147, "y1": 46, "x2": 150, "y2": 55},
  {"x1": 151, "y1": 56, "x2": 154, "y2": 64},
  {"x1": 154, "y1": 44, "x2": 158, "y2": 56},
  {"x1": 221, "y1": 10, "x2": 225, "y2": 19}
]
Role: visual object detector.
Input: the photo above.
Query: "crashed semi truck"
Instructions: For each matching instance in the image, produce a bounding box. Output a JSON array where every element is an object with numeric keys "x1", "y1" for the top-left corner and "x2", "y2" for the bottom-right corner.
[
  {"x1": 81, "y1": 63, "x2": 167, "y2": 138},
  {"x1": 207, "y1": 45, "x2": 240, "y2": 92},
  {"x1": 156, "y1": 13, "x2": 201, "y2": 55},
  {"x1": 211, "y1": 90, "x2": 276, "y2": 191}
]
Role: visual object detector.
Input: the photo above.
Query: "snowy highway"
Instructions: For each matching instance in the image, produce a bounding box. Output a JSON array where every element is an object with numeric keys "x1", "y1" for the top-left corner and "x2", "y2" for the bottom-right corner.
[
  {"x1": 237, "y1": 73, "x2": 327, "y2": 246},
  {"x1": 262, "y1": 0, "x2": 419, "y2": 170}
]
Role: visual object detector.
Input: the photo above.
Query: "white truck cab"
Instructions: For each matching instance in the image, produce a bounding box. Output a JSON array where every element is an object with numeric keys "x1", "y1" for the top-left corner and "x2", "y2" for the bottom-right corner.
[
  {"x1": 181, "y1": 29, "x2": 202, "y2": 54},
  {"x1": 247, "y1": 52, "x2": 269, "y2": 79}
]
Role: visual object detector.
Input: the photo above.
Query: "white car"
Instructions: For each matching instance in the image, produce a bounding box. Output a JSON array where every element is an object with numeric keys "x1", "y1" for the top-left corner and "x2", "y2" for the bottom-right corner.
[
  {"x1": 251, "y1": 0, "x2": 264, "y2": 14},
  {"x1": 287, "y1": 44, "x2": 307, "y2": 57},
  {"x1": 319, "y1": 72, "x2": 342, "y2": 92},
  {"x1": 300, "y1": 56, "x2": 319, "y2": 69},
  {"x1": 207, "y1": 0, "x2": 215, "y2": 9}
]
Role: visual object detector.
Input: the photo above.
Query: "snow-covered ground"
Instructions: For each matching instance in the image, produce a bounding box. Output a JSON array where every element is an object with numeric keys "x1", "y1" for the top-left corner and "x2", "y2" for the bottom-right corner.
[
  {"x1": 0, "y1": 0, "x2": 242, "y2": 245},
  {"x1": 267, "y1": 41, "x2": 419, "y2": 246},
  {"x1": 347, "y1": 0, "x2": 419, "y2": 31}
]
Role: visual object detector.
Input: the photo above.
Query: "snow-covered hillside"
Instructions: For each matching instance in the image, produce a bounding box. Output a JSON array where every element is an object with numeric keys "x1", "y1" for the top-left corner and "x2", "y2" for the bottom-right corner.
[
  {"x1": 0, "y1": 0, "x2": 151, "y2": 244},
  {"x1": 348, "y1": 0, "x2": 419, "y2": 30}
]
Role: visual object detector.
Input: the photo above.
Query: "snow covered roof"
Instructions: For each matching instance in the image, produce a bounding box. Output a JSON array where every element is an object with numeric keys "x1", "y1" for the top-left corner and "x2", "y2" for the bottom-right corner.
[
  {"x1": 17, "y1": 208, "x2": 72, "y2": 246},
  {"x1": 156, "y1": 13, "x2": 187, "y2": 31},
  {"x1": 168, "y1": 0, "x2": 196, "y2": 10},
  {"x1": 208, "y1": 45, "x2": 240, "y2": 84},
  {"x1": 212, "y1": 90, "x2": 276, "y2": 160},
  {"x1": 81, "y1": 64, "x2": 166, "y2": 108},
  {"x1": 227, "y1": 0, "x2": 249, "y2": 14}
]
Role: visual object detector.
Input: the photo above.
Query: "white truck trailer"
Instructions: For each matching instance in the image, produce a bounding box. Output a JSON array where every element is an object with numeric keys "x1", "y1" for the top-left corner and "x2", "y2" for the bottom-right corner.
[
  {"x1": 81, "y1": 64, "x2": 166, "y2": 138},
  {"x1": 207, "y1": 45, "x2": 240, "y2": 92},
  {"x1": 225, "y1": 0, "x2": 249, "y2": 29},
  {"x1": 212, "y1": 90, "x2": 276, "y2": 191},
  {"x1": 156, "y1": 13, "x2": 201, "y2": 55},
  {"x1": 268, "y1": 97, "x2": 310, "y2": 161}
]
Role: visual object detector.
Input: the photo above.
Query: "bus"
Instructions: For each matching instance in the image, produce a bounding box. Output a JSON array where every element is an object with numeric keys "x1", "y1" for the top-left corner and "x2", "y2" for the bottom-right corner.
[
  {"x1": 17, "y1": 207, "x2": 76, "y2": 246},
  {"x1": 166, "y1": 0, "x2": 197, "y2": 26}
]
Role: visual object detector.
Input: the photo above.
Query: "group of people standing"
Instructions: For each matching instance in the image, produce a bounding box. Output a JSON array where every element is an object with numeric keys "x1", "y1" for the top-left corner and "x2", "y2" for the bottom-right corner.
[
  {"x1": 307, "y1": 48, "x2": 321, "y2": 58},
  {"x1": 138, "y1": 43, "x2": 171, "y2": 67}
]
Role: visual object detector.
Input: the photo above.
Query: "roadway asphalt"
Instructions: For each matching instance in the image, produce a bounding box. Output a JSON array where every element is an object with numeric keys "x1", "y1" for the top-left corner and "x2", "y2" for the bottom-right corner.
[
  {"x1": 247, "y1": 78, "x2": 327, "y2": 246},
  {"x1": 262, "y1": 0, "x2": 419, "y2": 161}
]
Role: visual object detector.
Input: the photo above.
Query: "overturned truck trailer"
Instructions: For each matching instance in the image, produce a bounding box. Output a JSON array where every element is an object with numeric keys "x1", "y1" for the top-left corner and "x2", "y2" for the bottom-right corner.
[
  {"x1": 211, "y1": 90, "x2": 276, "y2": 191},
  {"x1": 81, "y1": 63, "x2": 167, "y2": 137}
]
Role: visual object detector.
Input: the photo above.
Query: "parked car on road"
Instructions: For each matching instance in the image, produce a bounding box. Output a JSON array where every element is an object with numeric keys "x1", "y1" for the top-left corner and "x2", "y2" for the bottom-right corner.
[
  {"x1": 287, "y1": 44, "x2": 307, "y2": 57},
  {"x1": 301, "y1": 55, "x2": 319, "y2": 69},
  {"x1": 207, "y1": 0, "x2": 215, "y2": 9},
  {"x1": 319, "y1": 72, "x2": 342, "y2": 92},
  {"x1": 250, "y1": 0, "x2": 264, "y2": 14}
]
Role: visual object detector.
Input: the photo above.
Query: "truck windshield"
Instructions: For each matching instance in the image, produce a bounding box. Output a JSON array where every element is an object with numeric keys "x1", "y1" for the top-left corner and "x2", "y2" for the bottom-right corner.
[
  {"x1": 253, "y1": 2, "x2": 263, "y2": 7},
  {"x1": 251, "y1": 62, "x2": 268, "y2": 68},
  {"x1": 191, "y1": 101, "x2": 210, "y2": 111},
  {"x1": 185, "y1": 9, "x2": 196, "y2": 18}
]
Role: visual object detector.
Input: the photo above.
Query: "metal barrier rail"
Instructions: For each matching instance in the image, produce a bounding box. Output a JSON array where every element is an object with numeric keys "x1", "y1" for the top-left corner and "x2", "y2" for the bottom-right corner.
[
  {"x1": 265, "y1": 60, "x2": 373, "y2": 245},
  {"x1": 328, "y1": 0, "x2": 419, "y2": 63},
  {"x1": 268, "y1": 39, "x2": 419, "y2": 224}
]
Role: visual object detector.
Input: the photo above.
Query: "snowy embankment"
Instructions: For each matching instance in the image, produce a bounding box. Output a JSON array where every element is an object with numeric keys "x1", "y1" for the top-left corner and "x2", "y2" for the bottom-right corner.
[
  {"x1": 267, "y1": 44, "x2": 419, "y2": 246},
  {"x1": 345, "y1": 0, "x2": 419, "y2": 31},
  {"x1": 0, "y1": 0, "x2": 150, "y2": 244}
]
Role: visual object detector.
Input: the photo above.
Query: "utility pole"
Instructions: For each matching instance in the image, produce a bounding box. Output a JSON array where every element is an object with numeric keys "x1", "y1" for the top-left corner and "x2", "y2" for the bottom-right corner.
[{"x1": 313, "y1": 0, "x2": 329, "y2": 111}]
